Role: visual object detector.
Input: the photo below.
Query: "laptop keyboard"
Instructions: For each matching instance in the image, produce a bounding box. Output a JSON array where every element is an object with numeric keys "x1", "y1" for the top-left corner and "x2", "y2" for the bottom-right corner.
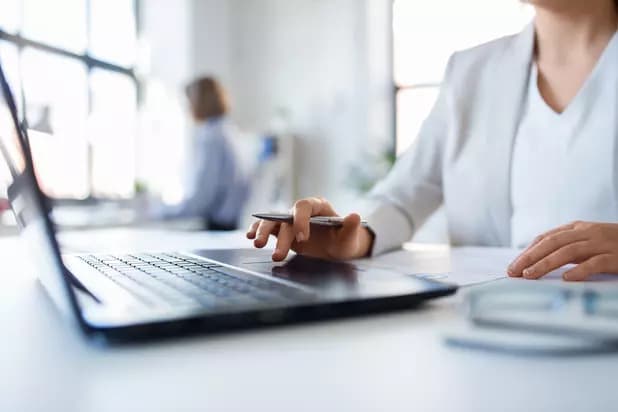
[{"x1": 78, "y1": 252, "x2": 307, "y2": 308}]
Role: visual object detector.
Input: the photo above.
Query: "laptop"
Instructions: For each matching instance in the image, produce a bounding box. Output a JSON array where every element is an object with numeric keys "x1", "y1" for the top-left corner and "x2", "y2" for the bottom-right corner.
[{"x1": 0, "y1": 61, "x2": 457, "y2": 342}]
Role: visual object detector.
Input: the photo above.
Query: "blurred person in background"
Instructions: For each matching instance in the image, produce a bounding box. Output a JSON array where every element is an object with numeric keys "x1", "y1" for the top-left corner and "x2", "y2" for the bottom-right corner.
[
  {"x1": 160, "y1": 77, "x2": 249, "y2": 230},
  {"x1": 248, "y1": 0, "x2": 618, "y2": 281}
]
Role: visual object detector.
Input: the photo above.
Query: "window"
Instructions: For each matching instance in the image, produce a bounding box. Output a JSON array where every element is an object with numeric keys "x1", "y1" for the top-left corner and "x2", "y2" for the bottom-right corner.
[
  {"x1": 0, "y1": 40, "x2": 21, "y2": 114},
  {"x1": 21, "y1": 48, "x2": 89, "y2": 198},
  {"x1": 393, "y1": 0, "x2": 534, "y2": 155},
  {"x1": 0, "y1": 0, "x2": 21, "y2": 35},
  {"x1": 89, "y1": 68, "x2": 137, "y2": 197},
  {"x1": 89, "y1": 0, "x2": 137, "y2": 67},
  {"x1": 0, "y1": 0, "x2": 138, "y2": 199},
  {"x1": 22, "y1": 0, "x2": 88, "y2": 54}
]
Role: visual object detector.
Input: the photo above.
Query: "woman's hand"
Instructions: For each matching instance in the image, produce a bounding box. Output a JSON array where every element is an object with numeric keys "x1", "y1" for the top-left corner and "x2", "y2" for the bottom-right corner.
[
  {"x1": 508, "y1": 221, "x2": 618, "y2": 281},
  {"x1": 246, "y1": 197, "x2": 374, "y2": 262}
]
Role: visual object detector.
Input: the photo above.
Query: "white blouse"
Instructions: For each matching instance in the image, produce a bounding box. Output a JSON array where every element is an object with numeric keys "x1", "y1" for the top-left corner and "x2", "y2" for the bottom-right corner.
[{"x1": 510, "y1": 32, "x2": 618, "y2": 248}]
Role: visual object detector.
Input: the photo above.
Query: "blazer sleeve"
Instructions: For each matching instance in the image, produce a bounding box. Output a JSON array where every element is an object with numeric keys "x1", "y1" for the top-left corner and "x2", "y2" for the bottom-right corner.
[{"x1": 364, "y1": 55, "x2": 456, "y2": 256}]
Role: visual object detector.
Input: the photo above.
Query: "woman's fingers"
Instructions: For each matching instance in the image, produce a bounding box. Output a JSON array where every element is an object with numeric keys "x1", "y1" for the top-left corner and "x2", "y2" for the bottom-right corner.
[
  {"x1": 246, "y1": 220, "x2": 260, "y2": 239},
  {"x1": 273, "y1": 223, "x2": 295, "y2": 261},
  {"x1": 509, "y1": 222, "x2": 577, "y2": 275},
  {"x1": 519, "y1": 241, "x2": 590, "y2": 279},
  {"x1": 508, "y1": 229, "x2": 586, "y2": 276},
  {"x1": 292, "y1": 197, "x2": 337, "y2": 242},
  {"x1": 509, "y1": 223, "x2": 578, "y2": 276},
  {"x1": 248, "y1": 197, "x2": 369, "y2": 261},
  {"x1": 510, "y1": 222, "x2": 618, "y2": 281},
  {"x1": 563, "y1": 254, "x2": 614, "y2": 281},
  {"x1": 523, "y1": 222, "x2": 576, "y2": 252},
  {"x1": 254, "y1": 220, "x2": 279, "y2": 248}
]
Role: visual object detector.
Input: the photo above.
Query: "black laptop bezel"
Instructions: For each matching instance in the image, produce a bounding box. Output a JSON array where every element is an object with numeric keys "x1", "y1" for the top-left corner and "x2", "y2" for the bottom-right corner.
[{"x1": 0, "y1": 57, "x2": 92, "y2": 334}]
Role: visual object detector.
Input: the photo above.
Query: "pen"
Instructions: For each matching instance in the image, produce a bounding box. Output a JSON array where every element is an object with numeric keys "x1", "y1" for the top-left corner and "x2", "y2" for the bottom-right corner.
[{"x1": 252, "y1": 213, "x2": 370, "y2": 228}]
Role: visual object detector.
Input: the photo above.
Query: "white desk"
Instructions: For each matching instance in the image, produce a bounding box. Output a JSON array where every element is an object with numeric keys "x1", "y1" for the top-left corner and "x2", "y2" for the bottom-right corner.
[{"x1": 2, "y1": 228, "x2": 618, "y2": 412}]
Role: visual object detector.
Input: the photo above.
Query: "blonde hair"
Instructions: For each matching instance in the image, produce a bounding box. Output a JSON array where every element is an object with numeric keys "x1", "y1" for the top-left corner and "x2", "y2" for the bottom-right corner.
[{"x1": 185, "y1": 77, "x2": 229, "y2": 121}]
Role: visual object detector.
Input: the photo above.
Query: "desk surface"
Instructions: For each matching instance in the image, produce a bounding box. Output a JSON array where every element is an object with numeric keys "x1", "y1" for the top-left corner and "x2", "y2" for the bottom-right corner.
[{"x1": 3, "y1": 228, "x2": 618, "y2": 412}]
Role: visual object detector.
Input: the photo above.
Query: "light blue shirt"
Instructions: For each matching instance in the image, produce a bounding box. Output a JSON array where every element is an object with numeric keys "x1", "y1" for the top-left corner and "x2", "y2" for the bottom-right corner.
[{"x1": 163, "y1": 117, "x2": 250, "y2": 227}]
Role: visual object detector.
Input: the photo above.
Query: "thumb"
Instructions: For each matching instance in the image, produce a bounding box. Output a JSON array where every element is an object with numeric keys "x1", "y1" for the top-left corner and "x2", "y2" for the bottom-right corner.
[{"x1": 337, "y1": 213, "x2": 361, "y2": 244}]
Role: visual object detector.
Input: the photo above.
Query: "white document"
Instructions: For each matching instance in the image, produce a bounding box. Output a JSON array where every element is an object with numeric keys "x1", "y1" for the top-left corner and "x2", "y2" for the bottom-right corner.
[
  {"x1": 356, "y1": 244, "x2": 520, "y2": 286},
  {"x1": 359, "y1": 244, "x2": 618, "y2": 287}
]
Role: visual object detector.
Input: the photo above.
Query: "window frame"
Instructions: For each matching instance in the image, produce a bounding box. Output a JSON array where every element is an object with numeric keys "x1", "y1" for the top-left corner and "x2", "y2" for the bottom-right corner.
[
  {"x1": 393, "y1": 82, "x2": 441, "y2": 154},
  {"x1": 0, "y1": 0, "x2": 141, "y2": 201},
  {"x1": 391, "y1": 0, "x2": 442, "y2": 155},
  {"x1": 391, "y1": 1, "x2": 533, "y2": 155}
]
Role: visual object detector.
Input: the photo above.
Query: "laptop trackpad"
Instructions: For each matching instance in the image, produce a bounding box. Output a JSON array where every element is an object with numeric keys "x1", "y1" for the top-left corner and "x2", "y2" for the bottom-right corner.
[
  {"x1": 189, "y1": 249, "x2": 431, "y2": 297},
  {"x1": 245, "y1": 255, "x2": 359, "y2": 288}
]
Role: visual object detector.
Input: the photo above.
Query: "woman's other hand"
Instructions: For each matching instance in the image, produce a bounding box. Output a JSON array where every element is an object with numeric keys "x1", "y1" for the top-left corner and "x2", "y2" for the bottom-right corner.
[
  {"x1": 508, "y1": 221, "x2": 618, "y2": 281},
  {"x1": 246, "y1": 197, "x2": 374, "y2": 262}
]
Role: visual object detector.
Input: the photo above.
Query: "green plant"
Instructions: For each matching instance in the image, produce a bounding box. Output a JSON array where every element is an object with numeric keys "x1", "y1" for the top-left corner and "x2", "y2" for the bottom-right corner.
[{"x1": 346, "y1": 146, "x2": 396, "y2": 194}]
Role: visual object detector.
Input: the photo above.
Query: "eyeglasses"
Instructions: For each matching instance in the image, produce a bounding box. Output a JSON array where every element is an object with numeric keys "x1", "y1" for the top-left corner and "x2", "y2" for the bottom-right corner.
[
  {"x1": 448, "y1": 284, "x2": 618, "y2": 354},
  {"x1": 468, "y1": 284, "x2": 618, "y2": 318}
]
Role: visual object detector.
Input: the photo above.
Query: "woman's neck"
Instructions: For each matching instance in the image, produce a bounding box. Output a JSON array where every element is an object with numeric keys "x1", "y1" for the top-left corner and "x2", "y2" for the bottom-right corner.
[{"x1": 534, "y1": 2, "x2": 618, "y2": 64}]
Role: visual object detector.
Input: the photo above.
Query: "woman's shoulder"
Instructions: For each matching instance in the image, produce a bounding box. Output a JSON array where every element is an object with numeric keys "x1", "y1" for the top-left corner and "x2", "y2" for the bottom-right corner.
[
  {"x1": 198, "y1": 117, "x2": 234, "y2": 141},
  {"x1": 455, "y1": 32, "x2": 522, "y2": 62},
  {"x1": 450, "y1": 23, "x2": 534, "y2": 77},
  {"x1": 443, "y1": 23, "x2": 534, "y2": 88}
]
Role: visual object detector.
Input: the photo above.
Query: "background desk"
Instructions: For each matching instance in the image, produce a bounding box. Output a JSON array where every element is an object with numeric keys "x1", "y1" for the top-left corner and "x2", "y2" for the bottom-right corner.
[{"x1": 2, "y1": 228, "x2": 617, "y2": 412}]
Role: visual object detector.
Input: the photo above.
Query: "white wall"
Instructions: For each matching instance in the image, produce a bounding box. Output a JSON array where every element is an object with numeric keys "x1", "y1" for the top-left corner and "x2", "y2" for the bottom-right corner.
[
  {"x1": 190, "y1": 0, "x2": 394, "y2": 210},
  {"x1": 141, "y1": 0, "x2": 192, "y2": 89},
  {"x1": 191, "y1": 0, "x2": 232, "y2": 87}
]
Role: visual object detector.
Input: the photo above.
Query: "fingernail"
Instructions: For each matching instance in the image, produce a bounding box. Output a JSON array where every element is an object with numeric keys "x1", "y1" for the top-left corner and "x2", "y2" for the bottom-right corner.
[
  {"x1": 563, "y1": 273, "x2": 573, "y2": 281},
  {"x1": 296, "y1": 232, "x2": 305, "y2": 243},
  {"x1": 523, "y1": 267, "x2": 535, "y2": 278}
]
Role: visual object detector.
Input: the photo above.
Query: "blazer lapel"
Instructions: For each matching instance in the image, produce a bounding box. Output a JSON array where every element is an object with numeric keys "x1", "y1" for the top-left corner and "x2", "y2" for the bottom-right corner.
[{"x1": 485, "y1": 23, "x2": 535, "y2": 246}]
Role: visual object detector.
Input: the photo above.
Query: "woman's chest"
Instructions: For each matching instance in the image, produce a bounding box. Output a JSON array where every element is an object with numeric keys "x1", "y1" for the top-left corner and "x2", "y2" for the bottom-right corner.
[
  {"x1": 511, "y1": 112, "x2": 617, "y2": 226},
  {"x1": 512, "y1": 72, "x2": 618, "y2": 214}
]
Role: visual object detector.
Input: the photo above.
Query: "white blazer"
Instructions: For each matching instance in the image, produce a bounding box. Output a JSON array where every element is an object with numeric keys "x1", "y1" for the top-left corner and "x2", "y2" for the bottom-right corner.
[{"x1": 364, "y1": 23, "x2": 618, "y2": 255}]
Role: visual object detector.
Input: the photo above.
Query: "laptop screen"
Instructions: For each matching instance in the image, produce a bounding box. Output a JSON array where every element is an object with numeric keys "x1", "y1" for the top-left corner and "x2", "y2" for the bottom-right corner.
[{"x1": 0, "y1": 57, "x2": 80, "y2": 320}]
